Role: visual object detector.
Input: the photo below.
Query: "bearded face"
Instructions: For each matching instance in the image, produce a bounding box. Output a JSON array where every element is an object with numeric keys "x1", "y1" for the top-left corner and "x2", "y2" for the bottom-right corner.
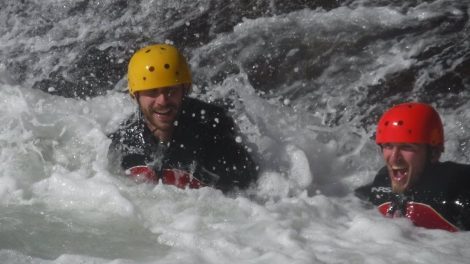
[
  {"x1": 137, "y1": 85, "x2": 186, "y2": 142},
  {"x1": 381, "y1": 143, "x2": 428, "y2": 193}
]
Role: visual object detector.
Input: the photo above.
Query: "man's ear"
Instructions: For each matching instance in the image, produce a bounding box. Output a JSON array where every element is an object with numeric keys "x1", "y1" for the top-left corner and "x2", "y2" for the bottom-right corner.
[
  {"x1": 430, "y1": 147, "x2": 441, "y2": 163},
  {"x1": 184, "y1": 84, "x2": 191, "y2": 95}
]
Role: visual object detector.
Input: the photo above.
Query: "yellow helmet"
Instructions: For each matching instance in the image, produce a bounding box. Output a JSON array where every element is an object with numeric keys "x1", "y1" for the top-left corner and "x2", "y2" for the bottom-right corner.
[{"x1": 127, "y1": 44, "x2": 191, "y2": 97}]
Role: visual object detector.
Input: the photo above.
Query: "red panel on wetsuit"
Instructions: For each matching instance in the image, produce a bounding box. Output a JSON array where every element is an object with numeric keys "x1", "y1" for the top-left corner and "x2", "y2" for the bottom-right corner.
[
  {"x1": 125, "y1": 166, "x2": 203, "y2": 189},
  {"x1": 126, "y1": 166, "x2": 158, "y2": 183},
  {"x1": 377, "y1": 202, "x2": 458, "y2": 232},
  {"x1": 161, "y1": 169, "x2": 204, "y2": 189},
  {"x1": 406, "y1": 202, "x2": 458, "y2": 232}
]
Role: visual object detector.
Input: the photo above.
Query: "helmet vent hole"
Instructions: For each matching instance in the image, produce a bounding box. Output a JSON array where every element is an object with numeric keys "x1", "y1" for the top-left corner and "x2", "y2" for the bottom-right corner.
[
  {"x1": 148, "y1": 66, "x2": 155, "y2": 72},
  {"x1": 145, "y1": 49, "x2": 151, "y2": 53},
  {"x1": 384, "y1": 121, "x2": 389, "y2": 126},
  {"x1": 143, "y1": 77, "x2": 147, "y2": 81},
  {"x1": 164, "y1": 64, "x2": 170, "y2": 69},
  {"x1": 393, "y1": 120, "x2": 404, "y2": 126}
]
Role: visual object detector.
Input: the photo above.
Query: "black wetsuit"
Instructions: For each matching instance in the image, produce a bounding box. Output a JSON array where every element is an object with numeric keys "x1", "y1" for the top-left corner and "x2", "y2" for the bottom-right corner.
[
  {"x1": 108, "y1": 97, "x2": 258, "y2": 192},
  {"x1": 355, "y1": 162, "x2": 470, "y2": 231}
]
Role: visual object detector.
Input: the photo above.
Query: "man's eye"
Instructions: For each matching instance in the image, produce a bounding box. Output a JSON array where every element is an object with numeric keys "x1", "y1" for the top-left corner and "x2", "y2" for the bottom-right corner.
[
  {"x1": 401, "y1": 145, "x2": 415, "y2": 151},
  {"x1": 382, "y1": 144, "x2": 393, "y2": 149}
]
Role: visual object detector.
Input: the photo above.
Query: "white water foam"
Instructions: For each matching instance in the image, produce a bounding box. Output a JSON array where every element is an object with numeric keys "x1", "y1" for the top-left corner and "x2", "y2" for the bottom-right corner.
[{"x1": 1, "y1": 0, "x2": 470, "y2": 263}]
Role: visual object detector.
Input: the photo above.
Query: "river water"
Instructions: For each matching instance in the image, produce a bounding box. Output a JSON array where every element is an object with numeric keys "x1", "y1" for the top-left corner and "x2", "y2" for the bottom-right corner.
[{"x1": 1, "y1": 0, "x2": 470, "y2": 263}]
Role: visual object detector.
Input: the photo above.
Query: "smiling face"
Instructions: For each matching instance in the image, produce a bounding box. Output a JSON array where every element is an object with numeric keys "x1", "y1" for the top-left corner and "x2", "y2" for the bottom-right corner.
[
  {"x1": 381, "y1": 143, "x2": 429, "y2": 193},
  {"x1": 136, "y1": 84, "x2": 186, "y2": 142}
]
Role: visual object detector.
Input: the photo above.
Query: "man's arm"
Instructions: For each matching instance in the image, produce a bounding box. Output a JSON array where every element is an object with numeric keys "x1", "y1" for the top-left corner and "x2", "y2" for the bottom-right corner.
[
  {"x1": 107, "y1": 116, "x2": 158, "y2": 182},
  {"x1": 202, "y1": 112, "x2": 258, "y2": 192},
  {"x1": 354, "y1": 166, "x2": 389, "y2": 202},
  {"x1": 354, "y1": 183, "x2": 373, "y2": 201}
]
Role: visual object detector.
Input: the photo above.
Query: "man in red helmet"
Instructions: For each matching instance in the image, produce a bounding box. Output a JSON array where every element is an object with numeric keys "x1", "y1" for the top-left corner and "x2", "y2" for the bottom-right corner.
[{"x1": 355, "y1": 102, "x2": 470, "y2": 232}]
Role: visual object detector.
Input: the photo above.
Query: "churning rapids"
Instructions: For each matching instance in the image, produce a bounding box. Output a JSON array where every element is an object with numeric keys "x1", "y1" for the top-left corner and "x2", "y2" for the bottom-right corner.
[{"x1": 1, "y1": 0, "x2": 470, "y2": 263}]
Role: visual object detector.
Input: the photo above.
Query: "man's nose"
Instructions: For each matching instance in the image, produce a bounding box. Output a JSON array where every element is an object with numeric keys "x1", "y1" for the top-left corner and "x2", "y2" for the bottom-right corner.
[
  {"x1": 154, "y1": 92, "x2": 169, "y2": 105},
  {"x1": 389, "y1": 146, "x2": 402, "y2": 163}
]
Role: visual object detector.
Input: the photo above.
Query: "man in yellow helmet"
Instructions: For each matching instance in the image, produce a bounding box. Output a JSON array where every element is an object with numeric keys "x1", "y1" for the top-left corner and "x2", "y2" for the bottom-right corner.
[{"x1": 108, "y1": 44, "x2": 258, "y2": 192}]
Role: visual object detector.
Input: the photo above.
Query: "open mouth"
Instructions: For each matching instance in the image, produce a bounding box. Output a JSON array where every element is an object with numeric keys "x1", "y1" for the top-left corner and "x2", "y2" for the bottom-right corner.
[
  {"x1": 391, "y1": 166, "x2": 408, "y2": 182},
  {"x1": 152, "y1": 107, "x2": 175, "y2": 121},
  {"x1": 154, "y1": 108, "x2": 172, "y2": 115}
]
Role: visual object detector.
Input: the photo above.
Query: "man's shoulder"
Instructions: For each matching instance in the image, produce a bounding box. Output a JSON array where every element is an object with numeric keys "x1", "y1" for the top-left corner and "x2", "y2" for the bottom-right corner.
[
  {"x1": 438, "y1": 161, "x2": 470, "y2": 172},
  {"x1": 435, "y1": 161, "x2": 470, "y2": 186},
  {"x1": 182, "y1": 97, "x2": 227, "y2": 116},
  {"x1": 429, "y1": 161, "x2": 470, "y2": 182},
  {"x1": 354, "y1": 166, "x2": 392, "y2": 200},
  {"x1": 180, "y1": 97, "x2": 234, "y2": 127}
]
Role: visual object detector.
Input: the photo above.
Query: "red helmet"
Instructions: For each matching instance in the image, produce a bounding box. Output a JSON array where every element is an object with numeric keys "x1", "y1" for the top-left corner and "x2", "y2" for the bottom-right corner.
[{"x1": 375, "y1": 102, "x2": 444, "y2": 150}]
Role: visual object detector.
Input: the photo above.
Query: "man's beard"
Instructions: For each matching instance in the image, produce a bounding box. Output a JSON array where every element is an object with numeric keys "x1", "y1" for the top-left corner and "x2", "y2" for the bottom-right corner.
[{"x1": 143, "y1": 104, "x2": 179, "y2": 134}]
